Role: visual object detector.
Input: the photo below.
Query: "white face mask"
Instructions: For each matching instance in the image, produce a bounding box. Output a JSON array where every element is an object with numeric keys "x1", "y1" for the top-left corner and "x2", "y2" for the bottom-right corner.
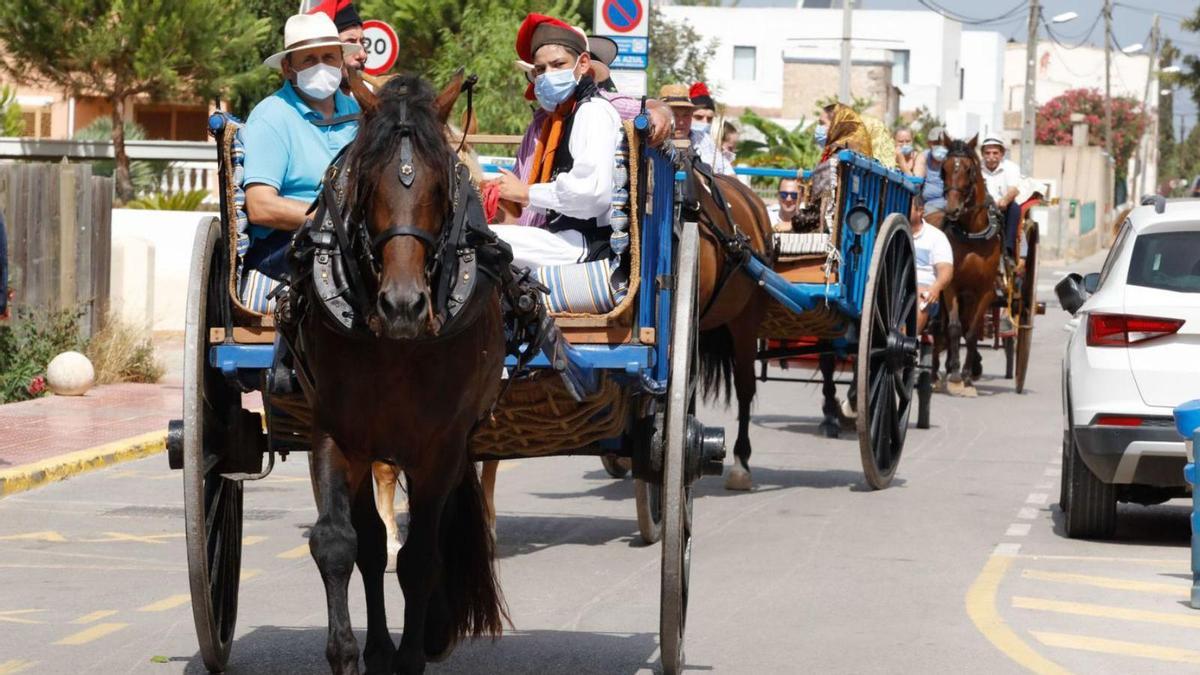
[{"x1": 294, "y1": 63, "x2": 342, "y2": 101}]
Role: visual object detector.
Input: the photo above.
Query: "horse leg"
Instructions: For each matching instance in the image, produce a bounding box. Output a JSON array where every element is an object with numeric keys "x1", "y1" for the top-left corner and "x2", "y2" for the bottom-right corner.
[
  {"x1": 373, "y1": 462, "x2": 402, "y2": 569},
  {"x1": 480, "y1": 460, "x2": 498, "y2": 539},
  {"x1": 945, "y1": 295, "x2": 965, "y2": 395},
  {"x1": 725, "y1": 312, "x2": 759, "y2": 491},
  {"x1": 354, "y1": 466, "x2": 396, "y2": 673},
  {"x1": 818, "y1": 346, "x2": 840, "y2": 439},
  {"x1": 309, "y1": 432, "x2": 363, "y2": 675},
  {"x1": 393, "y1": 470, "x2": 448, "y2": 674}
]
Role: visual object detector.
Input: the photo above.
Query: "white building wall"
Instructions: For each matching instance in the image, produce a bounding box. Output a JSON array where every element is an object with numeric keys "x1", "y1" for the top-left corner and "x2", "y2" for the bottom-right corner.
[
  {"x1": 658, "y1": 6, "x2": 1000, "y2": 126},
  {"x1": 958, "y1": 31, "x2": 1006, "y2": 138}
]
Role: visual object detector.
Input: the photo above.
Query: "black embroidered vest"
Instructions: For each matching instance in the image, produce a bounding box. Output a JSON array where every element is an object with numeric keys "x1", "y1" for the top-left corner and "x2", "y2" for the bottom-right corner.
[{"x1": 543, "y1": 76, "x2": 610, "y2": 257}]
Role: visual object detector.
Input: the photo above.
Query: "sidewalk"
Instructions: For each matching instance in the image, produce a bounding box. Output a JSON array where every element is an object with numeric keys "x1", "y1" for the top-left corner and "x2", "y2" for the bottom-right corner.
[{"x1": 0, "y1": 382, "x2": 181, "y2": 496}]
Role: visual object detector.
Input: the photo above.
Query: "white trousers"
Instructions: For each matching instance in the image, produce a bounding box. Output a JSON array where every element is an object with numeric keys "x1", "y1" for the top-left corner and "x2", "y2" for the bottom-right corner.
[{"x1": 491, "y1": 225, "x2": 586, "y2": 269}]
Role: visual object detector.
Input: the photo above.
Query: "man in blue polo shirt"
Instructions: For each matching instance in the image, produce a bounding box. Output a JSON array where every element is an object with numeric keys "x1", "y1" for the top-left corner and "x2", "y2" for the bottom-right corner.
[{"x1": 242, "y1": 12, "x2": 362, "y2": 280}]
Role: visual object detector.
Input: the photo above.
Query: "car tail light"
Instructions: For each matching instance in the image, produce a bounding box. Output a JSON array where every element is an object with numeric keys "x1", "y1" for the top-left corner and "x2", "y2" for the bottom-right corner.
[
  {"x1": 1086, "y1": 313, "x2": 1185, "y2": 347},
  {"x1": 1094, "y1": 415, "x2": 1144, "y2": 426}
]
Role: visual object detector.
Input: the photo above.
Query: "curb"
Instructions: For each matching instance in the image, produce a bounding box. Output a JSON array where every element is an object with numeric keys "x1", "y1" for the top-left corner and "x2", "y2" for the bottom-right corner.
[{"x1": 0, "y1": 430, "x2": 167, "y2": 499}]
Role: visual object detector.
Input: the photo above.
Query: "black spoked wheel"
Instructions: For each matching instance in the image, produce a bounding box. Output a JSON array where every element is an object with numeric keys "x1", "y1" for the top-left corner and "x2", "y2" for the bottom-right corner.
[
  {"x1": 916, "y1": 340, "x2": 933, "y2": 430},
  {"x1": 856, "y1": 214, "x2": 918, "y2": 490},
  {"x1": 660, "y1": 219, "x2": 699, "y2": 675},
  {"x1": 1015, "y1": 222, "x2": 1039, "y2": 394},
  {"x1": 183, "y1": 217, "x2": 244, "y2": 672}
]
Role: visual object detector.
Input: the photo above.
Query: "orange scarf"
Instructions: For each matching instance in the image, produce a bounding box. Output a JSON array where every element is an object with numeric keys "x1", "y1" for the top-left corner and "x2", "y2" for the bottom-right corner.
[{"x1": 527, "y1": 98, "x2": 577, "y2": 185}]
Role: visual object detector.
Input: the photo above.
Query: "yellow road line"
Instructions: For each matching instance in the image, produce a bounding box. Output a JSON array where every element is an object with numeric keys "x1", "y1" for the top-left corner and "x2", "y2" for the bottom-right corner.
[
  {"x1": 138, "y1": 595, "x2": 189, "y2": 612},
  {"x1": 79, "y1": 532, "x2": 183, "y2": 545},
  {"x1": 1022, "y1": 569, "x2": 1185, "y2": 596},
  {"x1": 71, "y1": 610, "x2": 117, "y2": 624},
  {"x1": 0, "y1": 431, "x2": 166, "y2": 498},
  {"x1": 1033, "y1": 631, "x2": 1200, "y2": 664},
  {"x1": 240, "y1": 568, "x2": 262, "y2": 581},
  {"x1": 965, "y1": 554, "x2": 1070, "y2": 675},
  {"x1": 0, "y1": 531, "x2": 66, "y2": 542},
  {"x1": 277, "y1": 543, "x2": 310, "y2": 560},
  {"x1": 0, "y1": 660, "x2": 37, "y2": 675},
  {"x1": 242, "y1": 535, "x2": 268, "y2": 546},
  {"x1": 1014, "y1": 596, "x2": 1200, "y2": 628},
  {"x1": 54, "y1": 622, "x2": 128, "y2": 645}
]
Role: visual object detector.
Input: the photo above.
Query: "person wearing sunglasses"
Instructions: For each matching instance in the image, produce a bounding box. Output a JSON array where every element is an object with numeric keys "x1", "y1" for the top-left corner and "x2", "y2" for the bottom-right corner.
[{"x1": 768, "y1": 177, "x2": 802, "y2": 232}]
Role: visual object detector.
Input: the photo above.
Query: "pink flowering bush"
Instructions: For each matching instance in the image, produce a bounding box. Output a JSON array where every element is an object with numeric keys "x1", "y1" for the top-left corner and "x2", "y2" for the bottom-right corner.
[{"x1": 1037, "y1": 88, "x2": 1145, "y2": 173}]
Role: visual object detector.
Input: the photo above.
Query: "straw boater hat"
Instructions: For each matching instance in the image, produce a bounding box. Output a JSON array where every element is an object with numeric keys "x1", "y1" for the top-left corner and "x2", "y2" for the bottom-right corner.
[
  {"x1": 659, "y1": 84, "x2": 695, "y2": 110},
  {"x1": 264, "y1": 13, "x2": 362, "y2": 70}
]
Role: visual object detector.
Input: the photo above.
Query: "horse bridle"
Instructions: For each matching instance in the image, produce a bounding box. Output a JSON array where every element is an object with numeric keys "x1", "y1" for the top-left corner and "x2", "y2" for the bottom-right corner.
[{"x1": 941, "y1": 151, "x2": 978, "y2": 212}]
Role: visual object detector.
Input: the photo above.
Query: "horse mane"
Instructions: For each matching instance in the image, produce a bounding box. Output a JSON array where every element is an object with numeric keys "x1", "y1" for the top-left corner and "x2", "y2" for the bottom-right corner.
[
  {"x1": 945, "y1": 138, "x2": 976, "y2": 159},
  {"x1": 348, "y1": 74, "x2": 453, "y2": 199}
]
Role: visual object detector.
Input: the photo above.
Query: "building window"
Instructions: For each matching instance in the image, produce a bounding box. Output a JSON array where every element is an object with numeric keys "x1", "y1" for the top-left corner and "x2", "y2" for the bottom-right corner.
[
  {"x1": 20, "y1": 106, "x2": 51, "y2": 138},
  {"x1": 892, "y1": 49, "x2": 910, "y2": 85},
  {"x1": 733, "y1": 46, "x2": 756, "y2": 81}
]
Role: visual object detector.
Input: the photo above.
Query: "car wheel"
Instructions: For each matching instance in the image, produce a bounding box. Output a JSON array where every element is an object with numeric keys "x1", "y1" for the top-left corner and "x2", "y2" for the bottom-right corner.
[
  {"x1": 1058, "y1": 431, "x2": 1069, "y2": 512},
  {"x1": 1063, "y1": 430, "x2": 1117, "y2": 539}
]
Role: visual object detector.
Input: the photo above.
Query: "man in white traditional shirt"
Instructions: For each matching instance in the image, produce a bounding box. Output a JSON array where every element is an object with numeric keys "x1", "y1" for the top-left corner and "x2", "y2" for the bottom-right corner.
[
  {"x1": 493, "y1": 13, "x2": 622, "y2": 269},
  {"x1": 910, "y1": 195, "x2": 954, "y2": 333},
  {"x1": 980, "y1": 135, "x2": 1022, "y2": 260}
]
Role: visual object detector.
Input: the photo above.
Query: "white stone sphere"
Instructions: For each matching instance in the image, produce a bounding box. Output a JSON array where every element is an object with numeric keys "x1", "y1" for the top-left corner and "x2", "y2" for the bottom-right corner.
[{"x1": 46, "y1": 351, "x2": 95, "y2": 396}]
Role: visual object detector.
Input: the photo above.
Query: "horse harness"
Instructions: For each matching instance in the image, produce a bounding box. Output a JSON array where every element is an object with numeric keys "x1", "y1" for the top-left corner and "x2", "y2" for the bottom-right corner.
[{"x1": 940, "y1": 149, "x2": 1001, "y2": 243}]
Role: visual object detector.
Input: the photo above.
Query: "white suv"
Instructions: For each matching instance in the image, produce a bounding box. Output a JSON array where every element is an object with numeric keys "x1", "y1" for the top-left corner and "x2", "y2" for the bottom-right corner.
[{"x1": 1056, "y1": 197, "x2": 1200, "y2": 539}]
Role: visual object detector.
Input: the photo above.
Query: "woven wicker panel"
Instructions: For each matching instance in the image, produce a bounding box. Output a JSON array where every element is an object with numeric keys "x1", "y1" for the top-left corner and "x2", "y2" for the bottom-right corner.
[
  {"x1": 757, "y1": 298, "x2": 848, "y2": 340},
  {"x1": 470, "y1": 372, "x2": 628, "y2": 459}
]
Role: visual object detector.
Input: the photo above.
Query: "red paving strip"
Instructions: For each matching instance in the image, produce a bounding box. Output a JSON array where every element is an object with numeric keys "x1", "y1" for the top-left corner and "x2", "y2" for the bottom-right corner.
[{"x1": 0, "y1": 383, "x2": 181, "y2": 469}]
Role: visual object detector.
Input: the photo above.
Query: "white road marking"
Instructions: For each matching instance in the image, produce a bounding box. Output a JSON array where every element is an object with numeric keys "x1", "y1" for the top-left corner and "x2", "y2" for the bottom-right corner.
[
  {"x1": 1026, "y1": 493, "x2": 1049, "y2": 505},
  {"x1": 994, "y1": 543, "x2": 1022, "y2": 556},
  {"x1": 1017, "y1": 507, "x2": 1038, "y2": 520},
  {"x1": 1005, "y1": 523, "x2": 1032, "y2": 537}
]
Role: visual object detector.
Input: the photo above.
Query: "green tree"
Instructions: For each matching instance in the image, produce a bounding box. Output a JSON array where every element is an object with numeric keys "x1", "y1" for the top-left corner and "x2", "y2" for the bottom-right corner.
[
  {"x1": 736, "y1": 109, "x2": 820, "y2": 182},
  {"x1": 0, "y1": 85, "x2": 24, "y2": 137},
  {"x1": 227, "y1": 0, "x2": 296, "y2": 121},
  {"x1": 0, "y1": 0, "x2": 268, "y2": 201},
  {"x1": 647, "y1": 5, "x2": 717, "y2": 94},
  {"x1": 74, "y1": 118, "x2": 164, "y2": 197}
]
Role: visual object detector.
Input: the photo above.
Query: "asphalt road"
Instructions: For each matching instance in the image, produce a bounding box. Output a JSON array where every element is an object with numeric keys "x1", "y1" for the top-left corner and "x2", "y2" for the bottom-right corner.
[{"x1": 2, "y1": 258, "x2": 1199, "y2": 674}]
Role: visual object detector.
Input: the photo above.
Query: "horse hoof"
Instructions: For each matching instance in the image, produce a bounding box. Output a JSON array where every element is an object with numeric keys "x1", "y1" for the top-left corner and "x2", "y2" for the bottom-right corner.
[
  {"x1": 961, "y1": 384, "x2": 979, "y2": 398},
  {"x1": 724, "y1": 462, "x2": 752, "y2": 491},
  {"x1": 819, "y1": 420, "x2": 840, "y2": 439},
  {"x1": 946, "y1": 379, "x2": 966, "y2": 397},
  {"x1": 838, "y1": 397, "x2": 857, "y2": 422}
]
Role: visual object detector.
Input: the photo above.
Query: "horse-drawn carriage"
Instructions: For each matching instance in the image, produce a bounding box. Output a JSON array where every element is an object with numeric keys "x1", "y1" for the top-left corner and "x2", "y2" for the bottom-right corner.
[
  {"x1": 167, "y1": 87, "x2": 723, "y2": 674},
  {"x1": 734, "y1": 154, "x2": 925, "y2": 489}
]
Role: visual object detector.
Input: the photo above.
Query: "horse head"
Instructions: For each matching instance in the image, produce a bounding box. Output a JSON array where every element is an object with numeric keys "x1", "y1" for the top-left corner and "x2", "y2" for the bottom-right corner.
[
  {"x1": 344, "y1": 72, "x2": 466, "y2": 340},
  {"x1": 941, "y1": 133, "x2": 979, "y2": 223}
]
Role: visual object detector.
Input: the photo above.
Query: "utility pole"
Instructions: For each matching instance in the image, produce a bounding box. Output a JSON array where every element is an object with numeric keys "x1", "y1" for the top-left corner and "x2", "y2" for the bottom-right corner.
[
  {"x1": 1104, "y1": 0, "x2": 1114, "y2": 216},
  {"x1": 1132, "y1": 15, "x2": 1159, "y2": 199},
  {"x1": 839, "y1": 0, "x2": 853, "y2": 103},
  {"x1": 1019, "y1": 0, "x2": 1040, "y2": 177}
]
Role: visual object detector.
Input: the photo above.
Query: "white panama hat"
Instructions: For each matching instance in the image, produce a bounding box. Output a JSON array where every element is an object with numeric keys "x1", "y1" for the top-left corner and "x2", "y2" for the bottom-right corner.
[{"x1": 264, "y1": 13, "x2": 362, "y2": 70}]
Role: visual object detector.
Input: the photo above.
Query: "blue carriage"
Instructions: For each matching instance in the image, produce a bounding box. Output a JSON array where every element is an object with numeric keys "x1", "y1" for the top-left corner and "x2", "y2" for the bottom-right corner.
[
  {"x1": 735, "y1": 152, "x2": 926, "y2": 489},
  {"x1": 168, "y1": 112, "x2": 721, "y2": 674}
]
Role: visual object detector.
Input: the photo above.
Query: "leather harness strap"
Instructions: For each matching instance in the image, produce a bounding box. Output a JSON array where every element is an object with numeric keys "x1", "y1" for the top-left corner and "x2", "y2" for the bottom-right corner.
[{"x1": 371, "y1": 225, "x2": 436, "y2": 252}]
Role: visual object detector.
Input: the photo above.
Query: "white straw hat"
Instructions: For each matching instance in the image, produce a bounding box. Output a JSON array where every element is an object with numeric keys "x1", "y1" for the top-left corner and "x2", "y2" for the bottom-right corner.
[{"x1": 264, "y1": 13, "x2": 362, "y2": 70}]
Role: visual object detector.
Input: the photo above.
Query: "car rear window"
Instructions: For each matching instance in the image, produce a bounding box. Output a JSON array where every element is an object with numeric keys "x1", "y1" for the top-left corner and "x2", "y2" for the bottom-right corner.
[{"x1": 1127, "y1": 231, "x2": 1200, "y2": 292}]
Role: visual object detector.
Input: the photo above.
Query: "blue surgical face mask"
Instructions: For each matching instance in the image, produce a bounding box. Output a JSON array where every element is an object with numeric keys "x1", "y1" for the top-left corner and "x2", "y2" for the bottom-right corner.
[
  {"x1": 692, "y1": 121, "x2": 710, "y2": 136},
  {"x1": 931, "y1": 146, "x2": 948, "y2": 162},
  {"x1": 814, "y1": 124, "x2": 828, "y2": 147},
  {"x1": 900, "y1": 144, "x2": 914, "y2": 157},
  {"x1": 534, "y1": 62, "x2": 579, "y2": 112}
]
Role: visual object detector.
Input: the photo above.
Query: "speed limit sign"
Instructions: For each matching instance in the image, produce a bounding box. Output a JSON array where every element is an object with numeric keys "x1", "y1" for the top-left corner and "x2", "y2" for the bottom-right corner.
[{"x1": 361, "y1": 19, "x2": 398, "y2": 76}]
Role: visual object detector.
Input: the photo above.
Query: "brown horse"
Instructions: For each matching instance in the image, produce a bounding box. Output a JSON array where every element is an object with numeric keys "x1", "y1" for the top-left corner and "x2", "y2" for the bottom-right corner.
[
  {"x1": 299, "y1": 73, "x2": 507, "y2": 674},
  {"x1": 691, "y1": 168, "x2": 774, "y2": 490},
  {"x1": 926, "y1": 134, "x2": 1002, "y2": 396}
]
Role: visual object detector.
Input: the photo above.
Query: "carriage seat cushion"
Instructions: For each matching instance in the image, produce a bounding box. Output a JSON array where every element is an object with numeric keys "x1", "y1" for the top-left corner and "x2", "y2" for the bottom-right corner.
[
  {"x1": 533, "y1": 258, "x2": 627, "y2": 314},
  {"x1": 775, "y1": 232, "x2": 831, "y2": 257}
]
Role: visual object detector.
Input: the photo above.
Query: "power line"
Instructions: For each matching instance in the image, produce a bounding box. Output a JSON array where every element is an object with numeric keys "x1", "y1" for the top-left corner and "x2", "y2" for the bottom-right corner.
[
  {"x1": 1041, "y1": 12, "x2": 1102, "y2": 49},
  {"x1": 1112, "y1": 3, "x2": 1190, "y2": 23},
  {"x1": 915, "y1": 0, "x2": 1029, "y2": 26}
]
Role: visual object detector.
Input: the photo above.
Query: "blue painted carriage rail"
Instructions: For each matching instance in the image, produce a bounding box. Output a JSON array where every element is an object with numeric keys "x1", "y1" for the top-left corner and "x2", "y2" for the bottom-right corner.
[{"x1": 1174, "y1": 400, "x2": 1200, "y2": 609}]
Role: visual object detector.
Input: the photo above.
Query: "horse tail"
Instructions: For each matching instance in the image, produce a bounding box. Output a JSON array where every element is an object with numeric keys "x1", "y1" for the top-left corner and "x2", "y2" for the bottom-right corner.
[
  {"x1": 699, "y1": 326, "x2": 735, "y2": 405},
  {"x1": 441, "y1": 463, "x2": 510, "y2": 642}
]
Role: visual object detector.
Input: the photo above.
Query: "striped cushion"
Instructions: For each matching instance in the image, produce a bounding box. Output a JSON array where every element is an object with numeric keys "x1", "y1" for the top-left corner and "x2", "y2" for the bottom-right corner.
[
  {"x1": 239, "y1": 268, "x2": 281, "y2": 315},
  {"x1": 776, "y1": 232, "x2": 831, "y2": 256},
  {"x1": 533, "y1": 259, "x2": 625, "y2": 314}
]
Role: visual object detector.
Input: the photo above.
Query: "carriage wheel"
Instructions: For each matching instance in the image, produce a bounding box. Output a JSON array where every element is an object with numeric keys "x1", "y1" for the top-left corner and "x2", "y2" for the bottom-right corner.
[
  {"x1": 856, "y1": 214, "x2": 918, "y2": 490},
  {"x1": 1003, "y1": 336, "x2": 1015, "y2": 379},
  {"x1": 916, "y1": 340, "x2": 933, "y2": 430},
  {"x1": 1015, "y1": 223, "x2": 1039, "y2": 394},
  {"x1": 183, "y1": 218, "x2": 245, "y2": 672},
  {"x1": 660, "y1": 219, "x2": 700, "y2": 675},
  {"x1": 634, "y1": 476, "x2": 663, "y2": 544}
]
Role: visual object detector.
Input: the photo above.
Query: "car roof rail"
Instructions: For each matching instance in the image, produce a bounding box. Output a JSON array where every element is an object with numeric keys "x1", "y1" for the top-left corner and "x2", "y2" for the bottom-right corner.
[{"x1": 1140, "y1": 194, "x2": 1166, "y2": 214}]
